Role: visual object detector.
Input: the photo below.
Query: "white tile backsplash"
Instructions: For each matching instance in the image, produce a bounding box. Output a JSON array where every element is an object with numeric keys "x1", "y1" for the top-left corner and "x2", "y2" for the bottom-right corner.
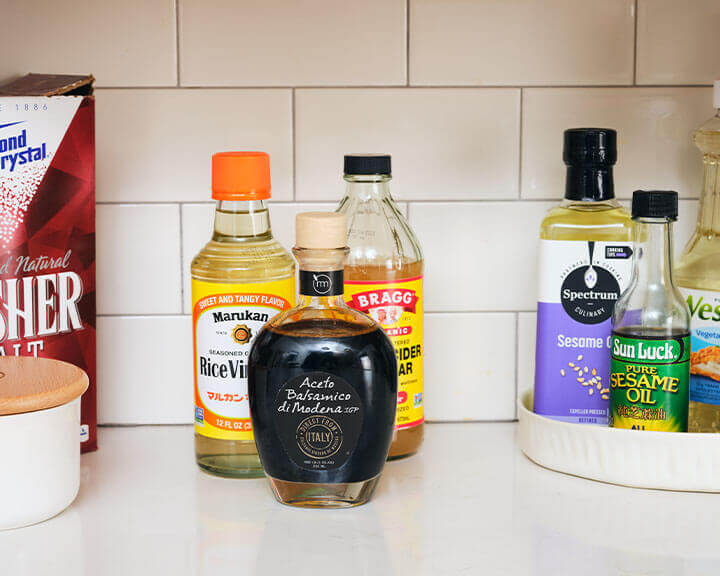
[
  {"x1": 425, "y1": 313, "x2": 516, "y2": 421},
  {"x1": 522, "y1": 88, "x2": 713, "y2": 200},
  {"x1": 410, "y1": 201, "x2": 553, "y2": 312},
  {"x1": 636, "y1": 0, "x2": 720, "y2": 85},
  {"x1": 96, "y1": 89, "x2": 293, "y2": 203},
  {"x1": 179, "y1": 0, "x2": 406, "y2": 86},
  {"x1": 5, "y1": 0, "x2": 712, "y2": 423},
  {"x1": 517, "y1": 312, "x2": 537, "y2": 406},
  {"x1": 97, "y1": 205, "x2": 182, "y2": 315},
  {"x1": 98, "y1": 316, "x2": 192, "y2": 424},
  {"x1": 296, "y1": 89, "x2": 521, "y2": 201},
  {"x1": 409, "y1": 0, "x2": 635, "y2": 86},
  {"x1": 0, "y1": 0, "x2": 177, "y2": 87}
]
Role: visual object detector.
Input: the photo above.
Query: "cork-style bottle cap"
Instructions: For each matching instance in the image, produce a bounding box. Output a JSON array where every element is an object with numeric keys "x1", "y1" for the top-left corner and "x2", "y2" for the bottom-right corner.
[
  {"x1": 295, "y1": 212, "x2": 347, "y2": 249},
  {"x1": 0, "y1": 357, "x2": 89, "y2": 416}
]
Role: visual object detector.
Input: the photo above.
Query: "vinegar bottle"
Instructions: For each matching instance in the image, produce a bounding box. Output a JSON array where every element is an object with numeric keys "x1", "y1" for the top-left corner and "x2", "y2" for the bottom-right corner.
[
  {"x1": 191, "y1": 152, "x2": 295, "y2": 477},
  {"x1": 338, "y1": 155, "x2": 425, "y2": 459},
  {"x1": 676, "y1": 81, "x2": 720, "y2": 432},
  {"x1": 248, "y1": 212, "x2": 397, "y2": 507}
]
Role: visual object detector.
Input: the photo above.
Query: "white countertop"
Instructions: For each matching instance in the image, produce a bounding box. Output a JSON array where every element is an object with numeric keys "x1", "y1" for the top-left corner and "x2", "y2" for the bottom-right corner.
[{"x1": 3, "y1": 423, "x2": 720, "y2": 575}]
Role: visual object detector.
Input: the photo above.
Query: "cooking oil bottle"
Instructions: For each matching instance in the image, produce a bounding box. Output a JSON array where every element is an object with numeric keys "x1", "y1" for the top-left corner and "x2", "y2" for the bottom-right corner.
[
  {"x1": 676, "y1": 81, "x2": 720, "y2": 433},
  {"x1": 610, "y1": 191, "x2": 690, "y2": 432},
  {"x1": 192, "y1": 152, "x2": 295, "y2": 477},
  {"x1": 534, "y1": 129, "x2": 634, "y2": 424},
  {"x1": 337, "y1": 155, "x2": 424, "y2": 459}
]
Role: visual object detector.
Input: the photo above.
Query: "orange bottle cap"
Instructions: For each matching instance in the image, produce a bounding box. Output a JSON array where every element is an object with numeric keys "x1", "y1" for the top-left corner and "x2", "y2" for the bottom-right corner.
[{"x1": 212, "y1": 151, "x2": 271, "y2": 201}]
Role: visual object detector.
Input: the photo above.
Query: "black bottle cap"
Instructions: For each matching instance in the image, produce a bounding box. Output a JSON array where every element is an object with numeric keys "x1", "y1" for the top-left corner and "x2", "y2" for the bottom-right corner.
[
  {"x1": 344, "y1": 154, "x2": 391, "y2": 176},
  {"x1": 563, "y1": 128, "x2": 617, "y2": 166},
  {"x1": 632, "y1": 190, "x2": 678, "y2": 220}
]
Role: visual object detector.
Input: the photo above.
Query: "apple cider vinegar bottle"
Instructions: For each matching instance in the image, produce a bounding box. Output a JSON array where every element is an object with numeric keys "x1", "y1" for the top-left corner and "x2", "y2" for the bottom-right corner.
[
  {"x1": 338, "y1": 155, "x2": 424, "y2": 459},
  {"x1": 191, "y1": 152, "x2": 295, "y2": 478}
]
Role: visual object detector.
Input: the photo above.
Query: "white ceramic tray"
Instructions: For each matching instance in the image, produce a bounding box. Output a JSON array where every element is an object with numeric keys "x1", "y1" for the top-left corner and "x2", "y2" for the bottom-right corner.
[{"x1": 518, "y1": 390, "x2": 720, "y2": 492}]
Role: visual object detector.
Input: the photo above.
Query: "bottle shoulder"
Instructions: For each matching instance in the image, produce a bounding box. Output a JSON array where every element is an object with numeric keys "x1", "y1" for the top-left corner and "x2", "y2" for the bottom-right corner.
[
  {"x1": 540, "y1": 201, "x2": 633, "y2": 241},
  {"x1": 191, "y1": 236, "x2": 295, "y2": 283},
  {"x1": 267, "y1": 305, "x2": 377, "y2": 337},
  {"x1": 676, "y1": 235, "x2": 720, "y2": 290},
  {"x1": 339, "y1": 195, "x2": 423, "y2": 272}
]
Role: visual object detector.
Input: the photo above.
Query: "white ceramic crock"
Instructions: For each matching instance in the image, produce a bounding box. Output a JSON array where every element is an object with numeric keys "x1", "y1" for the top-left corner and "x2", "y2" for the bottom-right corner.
[{"x1": 0, "y1": 397, "x2": 81, "y2": 530}]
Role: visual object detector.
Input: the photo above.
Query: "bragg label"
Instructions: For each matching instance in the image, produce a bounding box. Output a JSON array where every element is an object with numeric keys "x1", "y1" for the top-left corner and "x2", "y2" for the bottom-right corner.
[
  {"x1": 609, "y1": 332, "x2": 690, "y2": 431},
  {"x1": 345, "y1": 276, "x2": 424, "y2": 430},
  {"x1": 192, "y1": 277, "x2": 294, "y2": 440}
]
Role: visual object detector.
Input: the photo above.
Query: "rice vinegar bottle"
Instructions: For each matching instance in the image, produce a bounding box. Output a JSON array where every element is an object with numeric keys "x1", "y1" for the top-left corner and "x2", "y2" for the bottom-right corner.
[
  {"x1": 676, "y1": 81, "x2": 720, "y2": 432},
  {"x1": 338, "y1": 155, "x2": 424, "y2": 459},
  {"x1": 192, "y1": 152, "x2": 295, "y2": 477},
  {"x1": 534, "y1": 129, "x2": 634, "y2": 424}
]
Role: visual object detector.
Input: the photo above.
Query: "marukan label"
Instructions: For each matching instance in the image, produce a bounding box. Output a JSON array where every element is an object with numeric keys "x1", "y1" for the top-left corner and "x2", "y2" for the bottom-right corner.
[
  {"x1": 345, "y1": 276, "x2": 424, "y2": 430},
  {"x1": 192, "y1": 278, "x2": 294, "y2": 441}
]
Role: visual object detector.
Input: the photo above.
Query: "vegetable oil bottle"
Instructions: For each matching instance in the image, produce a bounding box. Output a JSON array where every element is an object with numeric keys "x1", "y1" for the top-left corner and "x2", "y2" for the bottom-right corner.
[
  {"x1": 676, "y1": 81, "x2": 720, "y2": 432},
  {"x1": 337, "y1": 155, "x2": 424, "y2": 459},
  {"x1": 534, "y1": 129, "x2": 634, "y2": 424},
  {"x1": 610, "y1": 191, "x2": 690, "y2": 432},
  {"x1": 192, "y1": 152, "x2": 295, "y2": 477}
]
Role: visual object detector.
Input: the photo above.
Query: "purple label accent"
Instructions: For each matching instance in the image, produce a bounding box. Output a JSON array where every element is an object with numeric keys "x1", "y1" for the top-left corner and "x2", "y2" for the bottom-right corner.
[{"x1": 534, "y1": 302, "x2": 610, "y2": 425}]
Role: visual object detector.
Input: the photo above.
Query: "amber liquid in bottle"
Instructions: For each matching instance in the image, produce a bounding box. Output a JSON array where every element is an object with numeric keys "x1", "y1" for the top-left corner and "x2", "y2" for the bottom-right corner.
[
  {"x1": 339, "y1": 156, "x2": 424, "y2": 459},
  {"x1": 249, "y1": 212, "x2": 397, "y2": 507}
]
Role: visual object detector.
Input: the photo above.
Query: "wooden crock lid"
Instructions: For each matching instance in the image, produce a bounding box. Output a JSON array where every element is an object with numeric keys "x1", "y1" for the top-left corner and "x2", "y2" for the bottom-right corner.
[{"x1": 0, "y1": 357, "x2": 89, "y2": 416}]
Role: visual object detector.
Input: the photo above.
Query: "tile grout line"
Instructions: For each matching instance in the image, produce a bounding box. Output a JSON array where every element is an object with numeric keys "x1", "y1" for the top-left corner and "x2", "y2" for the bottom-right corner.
[
  {"x1": 95, "y1": 197, "x2": 701, "y2": 206},
  {"x1": 514, "y1": 312, "x2": 520, "y2": 421},
  {"x1": 92, "y1": 83, "x2": 715, "y2": 91},
  {"x1": 405, "y1": 0, "x2": 410, "y2": 87},
  {"x1": 633, "y1": 0, "x2": 639, "y2": 85},
  {"x1": 517, "y1": 88, "x2": 523, "y2": 199},
  {"x1": 178, "y1": 204, "x2": 185, "y2": 311},
  {"x1": 292, "y1": 88, "x2": 297, "y2": 201},
  {"x1": 175, "y1": 0, "x2": 181, "y2": 87},
  {"x1": 98, "y1": 310, "x2": 539, "y2": 318}
]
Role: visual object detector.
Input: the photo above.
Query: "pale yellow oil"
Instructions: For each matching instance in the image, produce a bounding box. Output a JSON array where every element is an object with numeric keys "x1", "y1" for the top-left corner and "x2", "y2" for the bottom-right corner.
[
  {"x1": 192, "y1": 201, "x2": 295, "y2": 478},
  {"x1": 675, "y1": 113, "x2": 720, "y2": 432},
  {"x1": 540, "y1": 200, "x2": 633, "y2": 242}
]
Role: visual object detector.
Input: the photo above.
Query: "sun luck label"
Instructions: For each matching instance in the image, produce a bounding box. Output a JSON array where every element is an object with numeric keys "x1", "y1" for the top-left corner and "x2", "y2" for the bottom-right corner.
[{"x1": 610, "y1": 332, "x2": 690, "y2": 431}]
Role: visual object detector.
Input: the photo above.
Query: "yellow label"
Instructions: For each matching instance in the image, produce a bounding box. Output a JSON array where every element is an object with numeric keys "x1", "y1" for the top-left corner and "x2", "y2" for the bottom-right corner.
[
  {"x1": 345, "y1": 276, "x2": 424, "y2": 430},
  {"x1": 192, "y1": 277, "x2": 295, "y2": 440}
]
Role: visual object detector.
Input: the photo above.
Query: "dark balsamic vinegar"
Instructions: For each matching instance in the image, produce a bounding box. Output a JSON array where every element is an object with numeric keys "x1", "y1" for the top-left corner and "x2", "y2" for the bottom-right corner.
[{"x1": 249, "y1": 319, "x2": 397, "y2": 485}]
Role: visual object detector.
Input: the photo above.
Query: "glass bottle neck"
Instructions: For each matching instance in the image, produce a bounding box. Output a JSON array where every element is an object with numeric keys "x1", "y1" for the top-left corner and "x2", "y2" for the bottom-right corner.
[
  {"x1": 294, "y1": 247, "x2": 348, "y2": 308},
  {"x1": 564, "y1": 165, "x2": 615, "y2": 201},
  {"x1": 696, "y1": 145, "x2": 720, "y2": 236},
  {"x1": 633, "y1": 218, "x2": 675, "y2": 290},
  {"x1": 212, "y1": 200, "x2": 271, "y2": 241},
  {"x1": 343, "y1": 174, "x2": 392, "y2": 201}
]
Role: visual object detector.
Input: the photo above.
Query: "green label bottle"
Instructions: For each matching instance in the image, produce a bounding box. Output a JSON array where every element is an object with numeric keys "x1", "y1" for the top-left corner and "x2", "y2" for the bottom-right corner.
[{"x1": 609, "y1": 191, "x2": 691, "y2": 432}]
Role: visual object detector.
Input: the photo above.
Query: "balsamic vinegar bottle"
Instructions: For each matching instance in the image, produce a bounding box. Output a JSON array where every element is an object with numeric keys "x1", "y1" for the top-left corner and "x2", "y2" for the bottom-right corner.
[{"x1": 248, "y1": 212, "x2": 397, "y2": 508}]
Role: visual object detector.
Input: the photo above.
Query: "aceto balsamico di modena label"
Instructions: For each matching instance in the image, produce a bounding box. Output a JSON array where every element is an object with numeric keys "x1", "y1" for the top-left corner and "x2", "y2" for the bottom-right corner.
[
  {"x1": 610, "y1": 332, "x2": 690, "y2": 431},
  {"x1": 345, "y1": 276, "x2": 424, "y2": 430},
  {"x1": 192, "y1": 277, "x2": 294, "y2": 440}
]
